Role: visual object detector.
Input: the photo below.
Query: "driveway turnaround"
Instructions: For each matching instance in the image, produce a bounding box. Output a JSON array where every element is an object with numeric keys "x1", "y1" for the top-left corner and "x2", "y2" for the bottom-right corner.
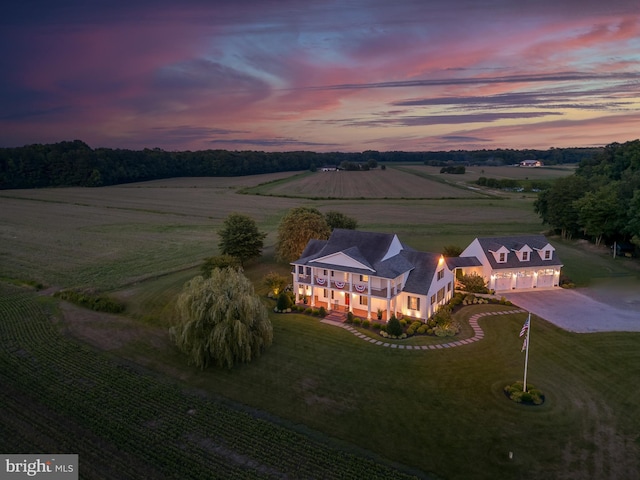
[{"x1": 502, "y1": 288, "x2": 640, "y2": 333}]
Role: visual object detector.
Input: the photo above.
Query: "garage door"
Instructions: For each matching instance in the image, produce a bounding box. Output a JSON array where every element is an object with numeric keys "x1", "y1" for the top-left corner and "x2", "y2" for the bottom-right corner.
[
  {"x1": 494, "y1": 272, "x2": 512, "y2": 291},
  {"x1": 516, "y1": 271, "x2": 534, "y2": 289},
  {"x1": 537, "y1": 269, "x2": 555, "y2": 287}
]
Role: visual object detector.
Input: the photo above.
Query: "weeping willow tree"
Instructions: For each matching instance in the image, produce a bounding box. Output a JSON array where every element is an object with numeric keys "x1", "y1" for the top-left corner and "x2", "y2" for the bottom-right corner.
[{"x1": 170, "y1": 268, "x2": 273, "y2": 369}]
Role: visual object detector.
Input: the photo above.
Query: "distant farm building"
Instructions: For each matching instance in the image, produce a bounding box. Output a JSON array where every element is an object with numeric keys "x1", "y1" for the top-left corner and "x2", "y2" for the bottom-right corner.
[{"x1": 519, "y1": 160, "x2": 543, "y2": 167}]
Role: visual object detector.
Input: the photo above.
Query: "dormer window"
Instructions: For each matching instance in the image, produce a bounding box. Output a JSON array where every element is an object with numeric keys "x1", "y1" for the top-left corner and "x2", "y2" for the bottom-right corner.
[
  {"x1": 522, "y1": 251, "x2": 529, "y2": 261},
  {"x1": 491, "y1": 246, "x2": 510, "y2": 263},
  {"x1": 544, "y1": 250, "x2": 551, "y2": 260}
]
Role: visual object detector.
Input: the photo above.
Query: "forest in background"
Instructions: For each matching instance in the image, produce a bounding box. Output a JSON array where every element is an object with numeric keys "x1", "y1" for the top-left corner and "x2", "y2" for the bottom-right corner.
[
  {"x1": 535, "y1": 139, "x2": 640, "y2": 248},
  {"x1": 0, "y1": 139, "x2": 598, "y2": 189}
]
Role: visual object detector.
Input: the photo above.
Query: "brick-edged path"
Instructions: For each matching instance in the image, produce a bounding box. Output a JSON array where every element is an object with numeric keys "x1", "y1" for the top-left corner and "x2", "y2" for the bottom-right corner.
[{"x1": 320, "y1": 309, "x2": 526, "y2": 350}]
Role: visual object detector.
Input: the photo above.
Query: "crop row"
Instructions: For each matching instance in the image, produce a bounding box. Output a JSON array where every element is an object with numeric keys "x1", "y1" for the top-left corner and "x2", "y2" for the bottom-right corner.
[{"x1": 0, "y1": 285, "x2": 421, "y2": 479}]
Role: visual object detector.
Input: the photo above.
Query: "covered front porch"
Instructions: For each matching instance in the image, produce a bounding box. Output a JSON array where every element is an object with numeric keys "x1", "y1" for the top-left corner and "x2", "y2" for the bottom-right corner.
[{"x1": 297, "y1": 299, "x2": 397, "y2": 322}]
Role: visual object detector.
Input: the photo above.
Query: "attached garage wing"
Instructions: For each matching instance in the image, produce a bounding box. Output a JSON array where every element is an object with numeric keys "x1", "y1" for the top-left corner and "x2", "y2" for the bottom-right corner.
[
  {"x1": 516, "y1": 270, "x2": 535, "y2": 289},
  {"x1": 536, "y1": 268, "x2": 556, "y2": 288},
  {"x1": 494, "y1": 272, "x2": 512, "y2": 291}
]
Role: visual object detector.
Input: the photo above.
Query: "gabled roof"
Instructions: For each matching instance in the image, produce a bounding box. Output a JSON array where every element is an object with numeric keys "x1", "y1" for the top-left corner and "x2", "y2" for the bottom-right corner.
[
  {"x1": 401, "y1": 250, "x2": 442, "y2": 294},
  {"x1": 473, "y1": 235, "x2": 562, "y2": 269},
  {"x1": 293, "y1": 229, "x2": 417, "y2": 279},
  {"x1": 297, "y1": 238, "x2": 328, "y2": 261}
]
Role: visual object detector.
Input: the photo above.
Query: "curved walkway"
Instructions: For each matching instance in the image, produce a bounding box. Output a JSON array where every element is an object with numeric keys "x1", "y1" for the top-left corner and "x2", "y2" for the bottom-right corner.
[{"x1": 320, "y1": 309, "x2": 526, "y2": 350}]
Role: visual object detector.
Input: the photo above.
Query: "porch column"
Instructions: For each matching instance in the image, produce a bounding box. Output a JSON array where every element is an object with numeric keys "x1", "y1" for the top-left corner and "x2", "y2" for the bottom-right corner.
[
  {"x1": 348, "y1": 273, "x2": 353, "y2": 313},
  {"x1": 386, "y1": 279, "x2": 392, "y2": 320},
  {"x1": 422, "y1": 295, "x2": 427, "y2": 322},
  {"x1": 310, "y1": 286, "x2": 315, "y2": 307},
  {"x1": 366, "y1": 276, "x2": 372, "y2": 320}
]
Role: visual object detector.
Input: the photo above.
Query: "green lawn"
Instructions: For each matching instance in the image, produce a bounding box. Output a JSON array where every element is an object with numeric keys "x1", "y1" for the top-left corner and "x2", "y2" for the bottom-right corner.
[{"x1": 120, "y1": 265, "x2": 640, "y2": 479}]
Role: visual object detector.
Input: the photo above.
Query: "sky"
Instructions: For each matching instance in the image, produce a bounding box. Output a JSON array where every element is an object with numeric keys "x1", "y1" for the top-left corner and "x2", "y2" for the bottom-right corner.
[{"x1": 1, "y1": 0, "x2": 639, "y2": 152}]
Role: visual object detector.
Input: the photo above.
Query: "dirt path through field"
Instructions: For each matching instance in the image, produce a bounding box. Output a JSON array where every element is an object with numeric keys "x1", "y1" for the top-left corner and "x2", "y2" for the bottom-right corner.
[{"x1": 58, "y1": 301, "x2": 169, "y2": 351}]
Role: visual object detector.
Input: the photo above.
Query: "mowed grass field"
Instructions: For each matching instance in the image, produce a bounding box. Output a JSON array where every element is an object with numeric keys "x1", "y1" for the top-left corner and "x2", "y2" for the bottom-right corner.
[
  {"x1": 2, "y1": 166, "x2": 640, "y2": 479},
  {"x1": 400, "y1": 164, "x2": 578, "y2": 182}
]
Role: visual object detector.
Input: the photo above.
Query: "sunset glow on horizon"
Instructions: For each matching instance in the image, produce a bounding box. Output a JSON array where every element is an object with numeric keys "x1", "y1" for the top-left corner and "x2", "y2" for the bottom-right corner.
[{"x1": 1, "y1": 0, "x2": 639, "y2": 152}]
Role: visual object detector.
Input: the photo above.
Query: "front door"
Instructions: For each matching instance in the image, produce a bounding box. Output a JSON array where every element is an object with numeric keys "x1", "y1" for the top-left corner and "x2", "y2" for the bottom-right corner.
[{"x1": 345, "y1": 294, "x2": 350, "y2": 307}]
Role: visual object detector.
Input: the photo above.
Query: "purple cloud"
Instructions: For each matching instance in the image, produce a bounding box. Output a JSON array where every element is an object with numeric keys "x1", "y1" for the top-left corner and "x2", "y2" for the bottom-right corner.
[{"x1": 1, "y1": 0, "x2": 639, "y2": 151}]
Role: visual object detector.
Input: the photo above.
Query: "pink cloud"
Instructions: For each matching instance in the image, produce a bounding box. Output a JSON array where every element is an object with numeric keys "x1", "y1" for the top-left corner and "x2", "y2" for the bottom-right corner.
[{"x1": 2, "y1": 1, "x2": 639, "y2": 151}]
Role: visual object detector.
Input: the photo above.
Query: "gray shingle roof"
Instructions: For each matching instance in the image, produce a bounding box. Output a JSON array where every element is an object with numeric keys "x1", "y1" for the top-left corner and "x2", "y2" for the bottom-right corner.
[
  {"x1": 292, "y1": 229, "x2": 436, "y2": 282},
  {"x1": 296, "y1": 239, "x2": 328, "y2": 263},
  {"x1": 474, "y1": 235, "x2": 563, "y2": 270},
  {"x1": 446, "y1": 256, "x2": 483, "y2": 269},
  {"x1": 401, "y1": 250, "x2": 442, "y2": 294}
]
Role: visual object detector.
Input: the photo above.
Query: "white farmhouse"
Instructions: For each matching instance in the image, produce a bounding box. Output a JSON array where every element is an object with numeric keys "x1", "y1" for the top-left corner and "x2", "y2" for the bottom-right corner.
[
  {"x1": 292, "y1": 231, "x2": 562, "y2": 323},
  {"x1": 291, "y1": 229, "x2": 454, "y2": 321}
]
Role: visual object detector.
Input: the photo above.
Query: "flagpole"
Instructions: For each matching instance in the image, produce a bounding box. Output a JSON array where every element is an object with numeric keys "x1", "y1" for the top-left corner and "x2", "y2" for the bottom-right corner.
[{"x1": 523, "y1": 313, "x2": 531, "y2": 392}]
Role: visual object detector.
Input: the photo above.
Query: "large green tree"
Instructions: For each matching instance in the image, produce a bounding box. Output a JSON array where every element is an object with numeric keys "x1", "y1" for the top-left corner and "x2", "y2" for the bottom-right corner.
[
  {"x1": 218, "y1": 213, "x2": 266, "y2": 266},
  {"x1": 170, "y1": 269, "x2": 273, "y2": 369},
  {"x1": 574, "y1": 182, "x2": 625, "y2": 246},
  {"x1": 325, "y1": 210, "x2": 358, "y2": 231},
  {"x1": 534, "y1": 175, "x2": 590, "y2": 239},
  {"x1": 626, "y1": 190, "x2": 640, "y2": 247},
  {"x1": 276, "y1": 207, "x2": 331, "y2": 262},
  {"x1": 200, "y1": 254, "x2": 241, "y2": 278}
]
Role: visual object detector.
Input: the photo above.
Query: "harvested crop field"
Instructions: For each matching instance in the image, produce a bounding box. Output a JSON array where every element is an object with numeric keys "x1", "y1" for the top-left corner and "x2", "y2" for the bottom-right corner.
[{"x1": 244, "y1": 168, "x2": 487, "y2": 198}]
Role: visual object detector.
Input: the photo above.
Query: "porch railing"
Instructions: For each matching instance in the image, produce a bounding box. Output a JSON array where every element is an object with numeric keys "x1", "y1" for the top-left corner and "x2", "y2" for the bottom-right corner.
[{"x1": 295, "y1": 276, "x2": 397, "y2": 299}]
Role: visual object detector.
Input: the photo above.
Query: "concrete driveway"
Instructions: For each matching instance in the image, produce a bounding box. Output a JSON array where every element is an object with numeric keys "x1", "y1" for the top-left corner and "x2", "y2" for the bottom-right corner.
[{"x1": 502, "y1": 288, "x2": 640, "y2": 333}]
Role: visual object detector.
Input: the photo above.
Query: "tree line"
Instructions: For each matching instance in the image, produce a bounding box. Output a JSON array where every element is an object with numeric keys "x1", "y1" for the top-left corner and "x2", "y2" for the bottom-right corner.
[
  {"x1": 0, "y1": 140, "x2": 600, "y2": 189},
  {"x1": 534, "y1": 140, "x2": 640, "y2": 248}
]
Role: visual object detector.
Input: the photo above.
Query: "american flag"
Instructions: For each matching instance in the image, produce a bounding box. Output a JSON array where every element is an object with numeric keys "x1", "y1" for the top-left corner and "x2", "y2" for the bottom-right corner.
[{"x1": 519, "y1": 317, "x2": 530, "y2": 337}]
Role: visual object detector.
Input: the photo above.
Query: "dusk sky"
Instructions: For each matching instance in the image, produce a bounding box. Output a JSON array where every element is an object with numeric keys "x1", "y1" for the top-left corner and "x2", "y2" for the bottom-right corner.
[{"x1": 1, "y1": 0, "x2": 639, "y2": 152}]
